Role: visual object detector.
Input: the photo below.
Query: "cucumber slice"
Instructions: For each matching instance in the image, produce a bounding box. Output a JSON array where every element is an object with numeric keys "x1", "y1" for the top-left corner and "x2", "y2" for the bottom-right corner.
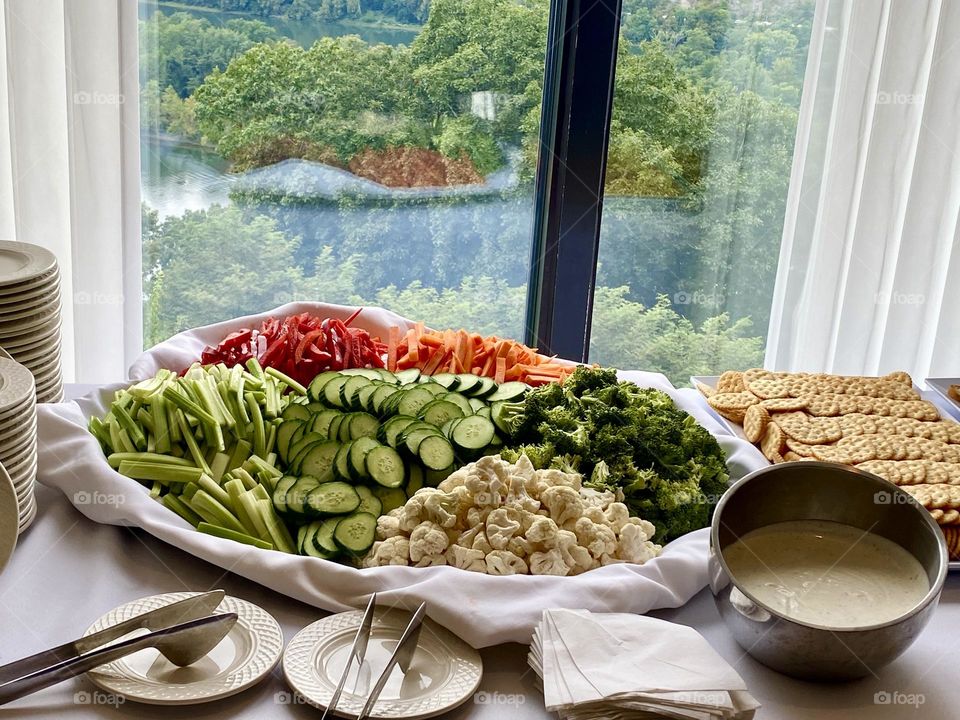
[
  {"x1": 374, "y1": 369, "x2": 399, "y2": 383},
  {"x1": 417, "y1": 435, "x2": 456, "y2": 471},
  {"x1": 451, "y1": 415, "x2": 496, "y2": 452},
  {"x1": 305, "y1": 402, "x2": 327, "y2": 414},
  {"x1": 472, "y1": 376, "x2": 497, "y2": 398},
  {"x1": 467, "y1": 398, "x2": 486, "y2": 413},
  {"x1": 381, "y1": 415, "x2": 418, "y2": 447},
  {"x1": 323, "y1": 376, "x2": 350, "y2": 408},
  {"x1": 281, "y1": 404, "x2": 311, "y2": 422},
  {"x1": 334, "y1": 442, "x2": 354, "y2": 481},
  {"x1": 297, "y1": 524, "x2": 309, "y2": 554},
  {"x1": 487, "y1": 381, "x2": 531, "y2": 402},
  {"x1": 287, "y1": 476, "x2": 321, "y2": 515},
  {"x1": 348, "y1": 412, "x2": 380, "y2": 440},
  {"x1": 395, "y1": 368, "x2": 421, "y2": 384},
  {"x1": 424, "y1": 466, "x2": 453, "y2": 487},
  {"x1": 417, "y1": 382, "x2": 447, "y2": 396},
  {"x1": 333, "y1": 512, "x2": 377, "y2": 557},
  {"x1": 430, "y1": 373, "x2": 458, "y2": 389},
  {"x1": 307, "y1": 371, "x2": 340, "y2": 402},
  {"x1": 420, "y1": 400, "x2": 464, "y2": 428},
  {"x1": 301, "y1": 521, "x2": 338, "y2": 559},
  {"x1": 338, "y1": 414, "x2": 355, "y2": 442},
  {"x1": 287, "y1": 432, "x2": 325, "y2": 472},
  {"x1": 452, "y1": 373, "x2": 481, "y2": 395},
  {"x1": 310, "y1": 409, "x2": 341, "y2": 437},
  {"x1": 339, "y1": 368, "x2": 383, "y2": 381},
  {"x1": 438, "y1": 392, "x2": 473, "y2": 417},
  {"x1": 397, "y1": 387, "x2": 437, "y2": 417},
  {"x1": 272, "y1": 475, "x2": 298, "y2": 515},
  {"x1": 371, "y1": 385, "x2": 399, "y2": 415},
  {"x1": 276, "y1": 419, "x2": 305, "y2": 462},
  {"x1": 365, "y1": 445, "x2": 406, "y2": 488},
  {"x1": 355, "y1": 485, "x2": 383, "y2": 517},
  {"x1": 402, "y1": 427, "x2": 444, "y2": 457},
  {"x1": 372, "y1": 485, "x2": 407, "y2": 513},
  {"x1": 349, "y1": 437, "x2": 381, "y2": 479},
  {"x1": 340, "y1": 376, "x2": 370, "y2": 409},
  {"x1": 306, "y1": 481, "x2": 361, "y2": 516},
  {"x1": 326, "y1": 414, "x2": 345, "y2": 442},
  {"x1": 299, "y1": 441, "x2": 340, "y2": 482},
  {"x1": 356, "y1": 383, "x2": 380, "y2": 412},
  {"x1": 314, "y1": 517, "x2": 341, "y2": 555}
]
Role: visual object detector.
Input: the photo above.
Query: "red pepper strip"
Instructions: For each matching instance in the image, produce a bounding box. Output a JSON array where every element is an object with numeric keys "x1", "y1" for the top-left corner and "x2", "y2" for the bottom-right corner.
[
  {"x1": 342, "y1": 329, "x2": 353, "y2": 368},
  {"x1": 343, "y1": 307, "x2": 363, "y2": 327},
  {"x1": 295, "y1": 328, "x2": 325, "y2": 363}
]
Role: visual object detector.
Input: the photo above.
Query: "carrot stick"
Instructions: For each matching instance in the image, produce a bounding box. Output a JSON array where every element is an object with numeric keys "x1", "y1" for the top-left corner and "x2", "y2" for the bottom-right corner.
[{"x1": 387, "y1": 326, "x2": 400, "y2": 372}]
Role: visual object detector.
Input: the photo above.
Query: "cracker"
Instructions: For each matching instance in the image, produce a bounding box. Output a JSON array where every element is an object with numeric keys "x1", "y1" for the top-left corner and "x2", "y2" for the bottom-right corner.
[
  {"x1": 745, "y1": 376, "x2": 790, "y2": 399},
  {"x1": 805, "y1": 395, "x2": 840, "y2": 417},
  {"x1": 941, "y1": 526, "x2": 960, "y2": 559},
  {"x1": 695, "y1": 381, "x2": 716, "y2": 398},
  {"x1": 784, "y1": 437, "x2": 816, "y2": 457},
  {"x1": 759, "y1": 397, "x2": 809, "y2": 412},
  {"x1": 930, "y1": 508, "x2": 960, "y2": 526},
  {"x1": 743, "y1": 404, "x2": 770, "y2": 444},
  {"x1": 716, "y1": 371, "x2": 745, "y2": 393},
  {"x1": 774, "y1": 412, "x2": 842, "y2": 444},
  {"x1": 885, "y1": 370, "x2": 913, "y2": 386},
  {"x1": 708, "y1": 392, "x2": 760, "y2": 412},
  {"x1": 760, "y1": 421, "x2": 785, "y2": 463},
  {"x1": 901, "y1": 484, "x2": 960, "y2": 509},
  {"x1": 782, "y1": 451, "x2": 804, "y2": 462}
]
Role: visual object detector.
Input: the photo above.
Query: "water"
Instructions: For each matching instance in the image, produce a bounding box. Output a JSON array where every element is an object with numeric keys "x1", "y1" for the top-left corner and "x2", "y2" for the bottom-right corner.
[
  {"x1": 146, "y1": 1, "x2": 419, "y2": 47},
  {"x1": 141, "y1": 137, "x2": 234, "y2": 218}
]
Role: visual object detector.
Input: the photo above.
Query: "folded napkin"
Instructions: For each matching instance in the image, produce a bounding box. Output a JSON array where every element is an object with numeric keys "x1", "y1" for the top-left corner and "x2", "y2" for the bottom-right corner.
[{"x1": 529, "y1": 609, "x2": 759, "y2": 720}]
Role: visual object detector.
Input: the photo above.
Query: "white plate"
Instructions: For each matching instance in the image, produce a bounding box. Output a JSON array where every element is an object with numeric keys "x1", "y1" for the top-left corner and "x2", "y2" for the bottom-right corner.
[
  {"x1": 0, "y1": 391, "x2": 33, "y2": 423},
  {"x1": 284, "y1": 607, "x2": 483, "y2": 720},
  {"x1": 7, "y1": 453, "x2": 37, "y2": 487},
  {"x1": 85, "y1": 592, "x2": 283, "y2": 705},
  {"x1": 0, "y1": 270, "x2": 59, "y2": 299},
  {"x1": 0, "y1": 359, "x2": 35, "y2": 414},
  {"x1": 926, "y1": 378, "x2": 960, "y2": 421},
  {"x1": 0, "y1": 417, "x2": 37, "y2": 450},
  {"x1": 24, "y1": 354, "x2": 61, "y2": 378},
  {"x1": 17, "y1": 494, "x2": 36, "y2": 532},
  {"x1": 36, "y1": 387, "x2": 64, "y2": 404},
  {"x1": 0, "y1": 242, "x2": 58, "y2": 289},
  {"x1": 0, "y1": 305, "x2": 61, "y2": 335},
  {"x1": 0, "y1": 293, "x2": 59, "y2": 322},
  {"x1": 8, "y1": 336, "x2": 61, "y2": 364},
  {"x1": 0, "y1": 461, "x2": 18, "y2": 574},
  {"x1": 0, "y1": 320, "x2": 61, "y2": 348}
]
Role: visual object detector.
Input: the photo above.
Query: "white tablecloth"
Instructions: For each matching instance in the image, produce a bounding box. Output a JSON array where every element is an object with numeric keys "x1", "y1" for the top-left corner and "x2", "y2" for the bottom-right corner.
[{"x1": 1, "y1": 387, "x2": 958, "y2": 719}]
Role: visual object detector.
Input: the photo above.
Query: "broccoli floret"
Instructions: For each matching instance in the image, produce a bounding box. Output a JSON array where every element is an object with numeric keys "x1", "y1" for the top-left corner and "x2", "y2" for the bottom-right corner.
[
  {"x1": 499, "y1": 442, "x2": 557, "y2": 469},
  {"x1": 541, "y1": 422, "x2": 591, "y2": 457},
  {"x1": 564, "y1": 366, "x2": 618, "y2": 396}
]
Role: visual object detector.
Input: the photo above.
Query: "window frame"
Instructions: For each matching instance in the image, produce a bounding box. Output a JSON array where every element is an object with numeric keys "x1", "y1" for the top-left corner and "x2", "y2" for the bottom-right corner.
[{"x1": 526, "y1": 0, "x2": 623, "y2": 362}]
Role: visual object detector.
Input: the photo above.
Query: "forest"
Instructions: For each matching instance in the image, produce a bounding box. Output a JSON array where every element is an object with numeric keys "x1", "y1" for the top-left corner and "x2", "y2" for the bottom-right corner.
[{"x1": 140, "y1": 0, "x2": 814, "y2": 384}]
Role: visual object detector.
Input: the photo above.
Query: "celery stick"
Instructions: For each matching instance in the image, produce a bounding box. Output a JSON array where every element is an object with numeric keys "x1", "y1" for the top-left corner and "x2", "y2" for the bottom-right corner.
[
  {"x1": 88, "y1": 416, "x2": 112, "y2": 452},
  {"x1": 163, "y1": 385, "x2": 217, "y2": 427},
  {"x1": 257, "y1": 498, "x2": 295, "y2": 553},
  {"x1": 249, "y1": 483, "x2": 270, "y2": 502},
  {"x1": 197, "y1": 522, "x2": 272, "y2": 550},
  {"x1": 136, "y1": 408, "x2": 156, "y2": 435},
  {"x1": 107, "y1": 452, "x2": 196, "y2": 469},
  {"x1": 146, "y1": 434, "x2": 156, "y2": 453},
  {"x1": 197, "y1": 473, "x2": 232, "y2": 510},
  {"x1": 245, "y1": 391, "x2": 266, "y2": 458},
  {"x1": 265, "y1": 423, "x2": 277, "y2": 457},
  {"x1": 223, "y1": 477, "x2": 260, "y2": 537},
  {"x1": 175, "y1": 410, "x2": 213, "y2": 475},
  {"x1": 266, "y1": 452, "x2": 278, "y2": 467},
  {"x1": 149, "y1": 481, "x2": 163, "y2": 499},
  {"x1": 162, "y1": 494, "x2": 202, "y2": 527},
  {"x1": 181, "y1": 482, "x2": 199, "y2": 502},
  {"x1": 246, "y1": 455, "x2": 281, "y2": 479},
  {"x1": 264, "y1": 366, "x2": 307, "y2": 396},
  {"x1": 245, "y1": 357, "x2": 264, "y2": 379},
  {"x1": 237, "y1": 490, "x2": 271, "y2": 541},
  {"x1": 113, "y1": 404, "x2": 147, "y2": 451},
  {"x1": 115, "y1": 427, "x2": 137, "y2": 454},
  {"x1": 210, "y1": 452, "x2": 230, "y2": 483},
  {"x1": 228, "y1": 439, "x2": 252, "y2": 470},
  {"x1": 189, "y1": 489, "x2": 245, "y2": 534},
  {"x1": 206, "y1": 375, "x2": 235, "y2": 428},
  {"x1": 128, "y1": 372, "x2": 169, "y2": 399},
  {"x1": 118, "y1": 461, "x2": 205, "y2": 484},
  {"x1": 166, "y1": 401, "x2": 182, "y2": 444},
  {"x1": 232, "y1": 467, "x2": 258, "y2": 492},
  {"x1": 151, "y1": 395, "x2": 171, "y2": 454}
]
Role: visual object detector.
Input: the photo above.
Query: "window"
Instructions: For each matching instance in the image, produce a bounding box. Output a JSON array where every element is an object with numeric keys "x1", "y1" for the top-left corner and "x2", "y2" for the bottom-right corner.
[
  {"x1": 588, "y1": 0, "x2": 816, "y2": 385},
  {"x1": 138, "y1": 0, "x2": 549, "y2": 347}
]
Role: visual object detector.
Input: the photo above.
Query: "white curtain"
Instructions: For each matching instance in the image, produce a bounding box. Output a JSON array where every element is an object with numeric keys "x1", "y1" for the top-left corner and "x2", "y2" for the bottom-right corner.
[
  {"x1": 767, "y1": 0, "x2": 960, "y2": 383},
  {"x1": 0, "y1": 0, "x2": 141, "y2": 383}
]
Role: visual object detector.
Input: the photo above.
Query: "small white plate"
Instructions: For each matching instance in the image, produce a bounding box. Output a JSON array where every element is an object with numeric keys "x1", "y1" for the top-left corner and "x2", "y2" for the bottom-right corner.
[
  {"x1": 8, "y1": 336, "x2": 61, "y2": 364},
  {"x1": 0, "y1": 417, "x2": 36, "y2": 450},
  {"x1": 0, "y1": 305, "x2": 61, "y2": 335},
  {"x1": 0, "y1": 359, "x2": 35, "y2": 415},
  {"x1": 17, "y1": 494, "x2": 36, "y2": 532},
  {"x1": 0, "y1": 242, "x2": 58, "y2": 289},
  {"x1": 0, "y1": 461, "x2": 18, "y2": 574},
  {"x1": 0, "y1": 320, "x2": 61, "y2": 348},
  {"x1": 0, "y1": 391, "x2": 34, "y2": 423},
  {"x1": 24, "y1": 353, "x2": 61, "y2": 378},
  {"x1": 284, "y1": 607, "x2": 483, "y2": 719},
  {"x1": 85, "y1": 592, "x2": 283, "y2": 705},
  {"x1": 36, "y1": 387, "x2": 64, "y2": 404},
  {"x1": 0, "y1": 425, "x2": 36, "y2": 460},
  {"x1": 0, "y1": 293, "x2": 59, "y2": 322},
  {"x1": 0, "y1": 271, "x2": 59, "y2": 300},
  {"x1": 7, "y1": 453, "x2": 37, "y2": 487}
]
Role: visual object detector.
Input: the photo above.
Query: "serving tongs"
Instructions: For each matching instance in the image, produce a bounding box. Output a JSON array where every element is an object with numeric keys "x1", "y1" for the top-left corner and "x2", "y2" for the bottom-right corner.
[
  {"x1": 0, "y1": 589, "x2": 235, "y2": 705},
  {"x1": 322, "y1": 593, "x2": 427, "y2": 720}
]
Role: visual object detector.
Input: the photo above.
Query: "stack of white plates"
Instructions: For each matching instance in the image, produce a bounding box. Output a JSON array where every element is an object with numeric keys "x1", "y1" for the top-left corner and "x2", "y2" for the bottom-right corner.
[
  {"x1": 0, "y1": 241, "x2": 63, "y2": 403},
  {"x1": 0, "y1": 357, "x2": 38, "y2": 533}
]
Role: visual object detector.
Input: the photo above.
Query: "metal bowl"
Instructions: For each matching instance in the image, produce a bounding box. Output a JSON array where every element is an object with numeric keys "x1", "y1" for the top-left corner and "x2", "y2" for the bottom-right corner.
[{"x1": 709, "y1": 461, "x2": 948, "y2": 681}]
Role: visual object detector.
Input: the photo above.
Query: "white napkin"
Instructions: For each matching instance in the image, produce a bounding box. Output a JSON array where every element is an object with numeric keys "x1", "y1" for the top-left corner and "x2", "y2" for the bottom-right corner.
[{"x1": 529, "y1": 609, "x2": 760, "y2": 719}]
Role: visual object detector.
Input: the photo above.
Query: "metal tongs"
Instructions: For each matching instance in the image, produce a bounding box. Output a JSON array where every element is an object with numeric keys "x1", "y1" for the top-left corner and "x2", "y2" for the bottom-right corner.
[
  {"x1": 0, "y1": 589, "x2": 236, "y2": 705},
  {"x1": 322, "y1": 593, "x2": 427, "y2": 720}
]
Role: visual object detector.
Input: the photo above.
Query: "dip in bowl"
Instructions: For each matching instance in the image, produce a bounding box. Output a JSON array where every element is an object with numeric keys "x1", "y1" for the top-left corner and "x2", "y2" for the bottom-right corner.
[{"x1": 709, "y1": 461, "x2": 948, "y2": 681}]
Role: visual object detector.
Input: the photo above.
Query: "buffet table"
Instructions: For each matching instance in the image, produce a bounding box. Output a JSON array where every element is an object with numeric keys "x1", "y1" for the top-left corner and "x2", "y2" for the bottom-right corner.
[{"x1": 1, "y1": 387, "x2": 958, "y2": 719}]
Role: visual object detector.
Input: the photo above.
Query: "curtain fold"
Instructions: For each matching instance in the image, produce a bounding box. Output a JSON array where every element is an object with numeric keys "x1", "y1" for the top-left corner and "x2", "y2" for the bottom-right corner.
[
  {"x1": 767, "y1": 0, "x2": 960, "y2": 382},
  {"x1": 0, "y1": 0, "x2": 140, "y2": 383}
]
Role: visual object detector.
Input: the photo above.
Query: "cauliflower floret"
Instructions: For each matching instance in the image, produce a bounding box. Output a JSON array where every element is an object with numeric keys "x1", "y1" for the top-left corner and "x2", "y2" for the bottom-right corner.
[
  {"x1": 466, "y1": 506, "x2": 492, "y2": 528},
  {"x1": 471, "y1": 530, "x2": 493, "y2": 555},
  {"x1": 376, "y1": 514, "x2": 402, "y2": 540},
  {"x1": 437, "y1": 467, "x2": 468, "y2": 492},
  {"x1": 512, "y1": 453, "x2": 536, "y2": 482},
  {"x1": 526, "y1": 516, "x2": 560, "y2": 548},
  {"x1": 583, "y1": 506, "x2": 606, "y2": 524},
  {"x1": 414, "y1": 554, "x2": 447, "y2": 567},
  {"x1": 457, "y1": 526, "x2": 481, "y2": 547},
  {"x1": 446, "y1": 544, "x2": 487, "y2": 572},
  {"x1": 621, "y1": 516, "x2": 657, "y2": 541},
  {"x1": 603, "y1": 503, "x2": 630, "y2": 534},
  {"x1": 505, "y1": 486, "x2": 541, "y2": 515},
  {"x1": 423, "y1": 490, "x2": 460, "y2": 528},
  {"x1": 573, "y1": 517, "x2": 617, "y2": 559},
  {"x1": 541, "y1": 486, "x2": 585, "y2": 527},
  {"x1": 485, "y1": 507, "x2": 522, "y2": 550},
  {"x1": 537, "y1": 468, "x2": 581, "y2": 491},
  {"x1": 507, "y1": 535, "x2": 533, "y2": 558},
  {"x1": 485, "y1": 550, "x2": 529, "y2": 575},
  {"x1": 580, "y1": 487, "x2": 617, "y2": 509},
  {"x1": 617, "y1": 522, "x2": 661, "y2": 564},
  {"x1": 529, "y1": 548, "x2": 573, "y2": 576},
  {"x1": 363, "y1": 537, "x2": 411, "y2": 567},
  {"x1": 398, "y1": 490, "x2": 436, "y2": 532},
  {"x1": 555, "y1": 529, "x2": 592, "y2": 570},
  {"x1": 599, "y1": 553, "x2": 625, "y2": 566},
  {"x1": 409, "y1": 521, "x2": 450, "y2": 563}
]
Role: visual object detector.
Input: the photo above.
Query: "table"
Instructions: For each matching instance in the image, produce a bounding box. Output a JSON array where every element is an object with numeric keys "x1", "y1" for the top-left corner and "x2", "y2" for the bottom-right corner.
[{"x1": 1, "y1": 389, "x2": 958, "y2": 719}]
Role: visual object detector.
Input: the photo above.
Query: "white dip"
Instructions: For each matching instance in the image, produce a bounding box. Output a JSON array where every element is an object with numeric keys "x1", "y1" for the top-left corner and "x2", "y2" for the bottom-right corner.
[{"x1": 723, "y1": 520, "x2": 929, "y2": 628}]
